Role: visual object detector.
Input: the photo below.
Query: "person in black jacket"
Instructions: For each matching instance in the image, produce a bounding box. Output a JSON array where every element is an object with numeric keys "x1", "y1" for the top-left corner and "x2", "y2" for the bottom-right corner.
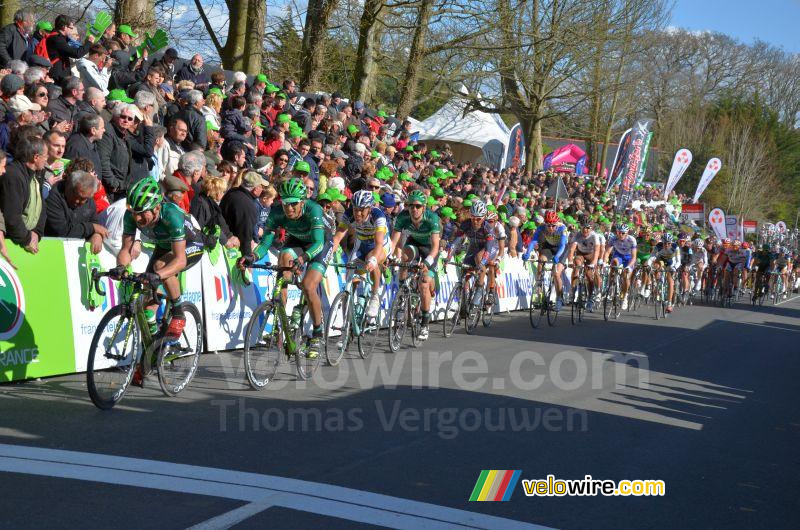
[
  {"x1": 45, "y1": 15, "x2": 95, "y2": 83},
  {"x1": 64, "y1": 114, "x2": 104, "y2": 180},
  {"x1": 44, "y1": 169, "x2": 106, "y2": 253},
  {"x1": 176, "y1": 90, "x2": 208, "y2": 150},
  {"x1": 175, "y1": 54, "x2": 210, "y2": 90},
  {"x1": 0, "y1": 9, "x2": 33, "y2": 69},
  {"x1": 220, "y1": 171, "x2": 265, "y2": 256},
  {"x1": 190, "y1": 176, "x2": 239, "y2": 249},
  {"x1": 0, "y1": 137, "x2": 48, "y2": 252},
  {"x1": 96, "y1": 103, "x2": 135, "y2": 200}
]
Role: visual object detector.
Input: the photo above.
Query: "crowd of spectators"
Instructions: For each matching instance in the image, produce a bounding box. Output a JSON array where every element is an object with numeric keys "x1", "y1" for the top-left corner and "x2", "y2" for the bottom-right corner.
[{"x1": 0, "y1": 8, "x2": 687, "y2": 269}]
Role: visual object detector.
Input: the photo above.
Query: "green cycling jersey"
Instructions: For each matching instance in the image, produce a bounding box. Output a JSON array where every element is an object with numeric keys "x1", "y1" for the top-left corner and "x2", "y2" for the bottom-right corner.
[
  {"x1": 393, "y1": 208, "x2": 441, "y2": 247},
  {"x1": 254, "y1": 199, "x2": 327, "y2": 260},
  {"x1": 123, "y1": 201, "x2": 201, "y2": 250}
]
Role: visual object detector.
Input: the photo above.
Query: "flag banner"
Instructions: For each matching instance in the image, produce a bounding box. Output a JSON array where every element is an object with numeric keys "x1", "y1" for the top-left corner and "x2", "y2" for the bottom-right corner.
[
  {"x1": 692, "y1": 158, "x2": 722, "y2": 202},
  {"x1": 708, "y1": 207, "x2": 727, "y2": 239},
  {"x1": 606, "y1": 128, "x2": 632, "y2": 192},
  {"x1": 615, "y1": 119, "x2": 653, "y2": 213},
  {"x1": 681, "y1": 202, "x2": 704, "y2": 221},
  {"x1": 504, "y1": 123, "x2": 526, "y2": 169},
  {"x1": 634, "y1": 131, "x2": 654, "y2": 185},
  {"x1": 725, "y1": 215, "x2": 740, "y2": 240},
  {"x1": 542, "y1": 152, "x2": 554, "y2": 170},
  {"x1": 775, "y1": 221, "x2": 787, "y2": 233},
  {"x1": 664, "y1": 148, "x2": 692, "y2": 199},
  {"x1": 575, "y1": 155, "x2": 587, "y2": 175},
  {"x1": 743, "y1": 220, "x2": 757, "y2": 234}
]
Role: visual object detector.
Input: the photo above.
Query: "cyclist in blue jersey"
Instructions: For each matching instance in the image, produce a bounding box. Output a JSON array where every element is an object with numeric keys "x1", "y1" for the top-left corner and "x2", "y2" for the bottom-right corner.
[
  {"x1": 331, "y1": 189, "x2": 390, "y2": 317},
  {"x1": 603, "y1": 223, "x2": 638, "y2": 310},
  {"x1": 523, "y1": 210, "x2": 568, "y2": 311}
]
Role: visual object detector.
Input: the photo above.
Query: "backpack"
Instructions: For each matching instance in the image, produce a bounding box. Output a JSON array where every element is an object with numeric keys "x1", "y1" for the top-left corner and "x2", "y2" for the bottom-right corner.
[{"x1": 33, "y1": 31, "x2": 61, "y2": 66}]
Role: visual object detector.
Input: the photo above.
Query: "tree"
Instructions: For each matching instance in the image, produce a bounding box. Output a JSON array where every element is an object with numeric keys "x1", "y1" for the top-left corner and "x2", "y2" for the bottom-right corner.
[
  {"x1": 300, "y1": 0, "x2": 339, "y2": 91},
  {"x1": 0, "y1": 0, "x2": 20, "y2": 27},
  {"x1": 115, "y1": 0, "x2": 156, "y2": 37},
  {"x1": 351, "y1": 0, "x2": 388, "y2": 104},
  {"x1": 195, "y1": 0, "x2": 266, "y2": 73}
]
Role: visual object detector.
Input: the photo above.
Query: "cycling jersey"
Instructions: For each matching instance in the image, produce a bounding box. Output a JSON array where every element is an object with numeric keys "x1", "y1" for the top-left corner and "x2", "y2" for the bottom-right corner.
[
  {"x1": 653, "y1": 241, "x2": 679, "y2": 268},
  {"x1": 526, "y1": 224, "x2": 568, "y2": 263},
  {"x1": 254, "y1": 199, "x2": 330, "y2": 272},
  {"x1": 452, "y1": 219, "x2": 495, "y2": 256},
  {"x1": 725, "y1": 248, "x2": 749, "y2": 264},
  {"x1": 678, "y1": 245, "x2": 693, "y2": 266},
  {"x1": 123, "y1": 201, "x2": 202, "y2": 251},
  {"x1": 394, "y1": 208, "x2": 441, "y2": 247},
  {"x1": 570, "y1": 230, "x2": 600, "y2": 256},
  {"x1": 339, "y1": 206, "x2": 388, "y2": 242},
  {"x1": 753, "y1": 250, "x2": 773, "y2": 268},
  {"x1": 690, "y1": 247, "x2": 708, "y2": 266},
  {"x1": 637, "y1": 238, "x2": 653, "y2": 263},
  {"x1": 609, "y1": 234, "x2": 637, "y2": 256}
]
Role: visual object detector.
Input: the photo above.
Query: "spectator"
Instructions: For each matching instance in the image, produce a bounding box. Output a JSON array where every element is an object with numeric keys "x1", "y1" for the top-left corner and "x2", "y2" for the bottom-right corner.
[
  {"x1": 76, "y1": 43, "x2": 111, "y2": 95},
  {"x1": 175, "y1": 54, "x2": 210, "y2": 90},
  {"x1": 64, "y1": 114, "x2": 105, "y2": 185},
  {"x1": 111, "y1": 25, "x2": 137, "y2": 55},
  {"x1": 1, "y1": 72, "x2": 24, "y2": 99},
  {"x1": 190, "y1": 176, "x2": 238, "y2": 249},
  {"x1": 45, "y1": 15, "x2": 95, "y2": 83},
  {"x1": 0, "y1": 9, "x2": 34, "y2": 69},
  {"x1": 220, "y1": 139, "x2": 247, "y2": 169},
  {"x1": 96, "y1": 103, "x2": 135, "y2": 200},
  {"x1": 153, "y1": 48, "x2": 179, "y2": 81},
  {"x1": 220, "y1": 170, "x2": 265, "y2": 256},
  {"x1": 43, "y1": 130, "x2": 68, "y2": 197},
  {"x1": 44, "y1": 168, "x2": 106, "y2": 252},
  {"x1": 76, "y1": 87, "x2": 107, "y2": 120},
  {"x1": 23, "y1": 65, "x2": 49, "y2": 87},
  {"x1": 177, "y1": 89, "x2": 208, "y2": 150},
  {"x1": 27, "y1": 20, "x2": 52, "y2": 61},
  {"x1": 208, "y1": 71, "x2": 227, "y2": 94},
  {"x1": 47, "y1": 76, "x2": 84, "y2": 131},
  {"x1": 172, "y1": 150, "x2": 205, "y2": 212},
  {"x1": 130, "y1": 65, "x2": 167, "y2": 122},
  {"x1": 157, "y1": 117, "x2": 187, "y2": 179},
  {"x1": 0, "y1": 150, "x2": 14, "y2": 267},
  {"x1": 202, "y1": 91, "x2": 223, "y2": 129},
  {"x1": 161, "y1": 174, "x2": 190, "y2": 207},
  {"x1": 0, "y1": 136, "x2": 48, "y2": 252}
]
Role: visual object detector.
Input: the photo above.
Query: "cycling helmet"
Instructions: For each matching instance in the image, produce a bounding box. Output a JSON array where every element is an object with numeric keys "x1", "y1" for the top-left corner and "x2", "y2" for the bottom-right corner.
[
  {"x1": 352, "y1": 189, "x2": 375, "y2": 209},
  {"x1": 581, "y1": 219, "x2": 594, "y2": 229},
  {"x1": 678, "y1": 232, "x2": 689, "y2": 241},
  {"x1": 293, "y1": 160, "x2": 311, "y2": 173},
  {"x1": 693, "y1": 238, "x2": 704, "y2": 248},
  {"x1": 742, "y1": 242, "x2": 750, "y2": 250},
  {"x1": 279, "y1": 177, "x2": 307, "y2": 204},
  {"x1": 406, "y1": 189, "x2": 426, "y2": 205},
  {"x1": 544, "y1": 210, "x2": 559, "y2": 224},
  {"x1": 486, "y1": 210, "x2": 498, "y2": 222},
  {"x1": 733, "y1": 239, "x2": 741, "y2": 247},
  {"x1": 127, "y1": 177, "x2": 163, "y2": 212},
  {"x1": 663, "y1": 232, "x2": 674, "y2": 243},
  {"x1": 762, "y1": 243, "x2": 771, "y2": 251},
  {"x1": 723, "y1": 238, "x2": 731, "y2": 246},
  {"x1": 617, "y1": 223, "x2": 630, "y2": 234},
  {"x1": 470, "y1": 200, "x2": 487, "y2": 218}
]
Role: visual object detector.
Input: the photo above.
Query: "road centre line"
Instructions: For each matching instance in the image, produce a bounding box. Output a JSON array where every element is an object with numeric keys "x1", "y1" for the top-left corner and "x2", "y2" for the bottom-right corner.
[{"x1": 0, "y1": 444, "x2": 546, "y2": 530}]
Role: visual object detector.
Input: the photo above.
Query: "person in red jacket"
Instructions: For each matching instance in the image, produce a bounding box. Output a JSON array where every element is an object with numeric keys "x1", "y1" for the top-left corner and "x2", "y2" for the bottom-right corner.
[
  {"x1": 45, "y1": 15, "x2": 96, "y2": 83},
  {"x1": 171, "y1": 151, "x2": 205, "y2": 212}
]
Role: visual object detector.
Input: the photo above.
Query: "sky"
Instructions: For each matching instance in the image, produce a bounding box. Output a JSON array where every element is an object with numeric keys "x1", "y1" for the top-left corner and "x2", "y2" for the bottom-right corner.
[{"x1": 670, "y1": 0, "x2": 800, "y2": 53}]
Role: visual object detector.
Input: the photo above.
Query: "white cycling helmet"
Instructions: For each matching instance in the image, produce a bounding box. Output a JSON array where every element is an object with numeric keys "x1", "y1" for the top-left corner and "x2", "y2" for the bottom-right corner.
[
  {"x1": 693, "y1": 238, "x2": 704, "y2": 249},
  {"x1": 663, "y1": 232, "x2": 674, "y2": 243},
  {"x1": 470, "y1": 200, "x2": 487, "y2": 218},
  {"x1": 353, "y1": 189, "x2": 375, "y2": 209}
]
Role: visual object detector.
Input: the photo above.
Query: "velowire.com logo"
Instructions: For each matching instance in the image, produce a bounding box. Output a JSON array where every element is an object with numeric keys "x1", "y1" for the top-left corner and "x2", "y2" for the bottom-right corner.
[
  {"x1": 0, "y1": 260, "x2": 25, "y2": 341},
  {"x1": 469, "y1": 470, "x2": 522, "y2": 501}
]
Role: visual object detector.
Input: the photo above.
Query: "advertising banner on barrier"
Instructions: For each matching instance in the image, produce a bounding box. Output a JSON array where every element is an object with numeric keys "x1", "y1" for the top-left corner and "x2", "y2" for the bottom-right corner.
[
  {"x1": 681, "y1": 203, "x2": 705, "y2": 222},
  {"x1": 1, "y1": 241, "x2": 75, "y2": 382}
]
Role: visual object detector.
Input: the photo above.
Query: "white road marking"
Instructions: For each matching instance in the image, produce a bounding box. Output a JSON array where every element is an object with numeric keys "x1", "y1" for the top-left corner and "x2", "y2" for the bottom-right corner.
[
  {"x1": 186, "y1": 501, "x2": 275, "y2": 530},
  {"x1": 775, "y1": 294, "x2": 800, "y2": 306},
  {"x1": 0, "y1": 443, "x2": 547, "y2": 530}
]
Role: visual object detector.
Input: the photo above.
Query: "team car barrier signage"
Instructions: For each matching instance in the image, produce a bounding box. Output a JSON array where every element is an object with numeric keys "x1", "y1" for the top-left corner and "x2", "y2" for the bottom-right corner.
[{"x1": 1, "y1": 239, "x2": 537, "y2": 382}]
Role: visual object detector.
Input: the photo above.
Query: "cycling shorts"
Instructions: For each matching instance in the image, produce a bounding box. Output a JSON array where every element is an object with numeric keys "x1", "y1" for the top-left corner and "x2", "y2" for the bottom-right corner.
[
  {"x1": 611, "y1": 251, "x2": 634, "y2": 268},
  {"x1": 637, "y1": 252, "x2": 651, "y2": 264},
  {"x1": 725, "y1": 261, "x2": 745, "y2": 272},
  {"x1": 282, "y1": 235, "x2": 333, "y2": 274},
  {"x1": 537, "y1": 241, "x2": 561, "y2": 263},
  {"x1": 404, "y1": 242, "x2": 438, "y2": 279},
  {"x1": 354, "y1": 236, "x2": 391, "y2": 262},
  {"x1": 147, "y1": 242, "x2": 204, "y2": 273}
]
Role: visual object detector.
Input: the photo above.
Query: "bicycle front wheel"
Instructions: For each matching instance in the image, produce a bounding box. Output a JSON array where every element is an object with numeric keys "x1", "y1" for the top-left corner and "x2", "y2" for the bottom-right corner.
[
  {"x1": 243, "y1": 301, "x2": 282, "y2": 389},
  {"x1": 388, "y1": 291, "x2": 408, "y2": 352},
  {"x1": 443, "y1": 281, "x2": 463, "y2": 337},
  {"x1": 87, "y1": 305, "x2": 141, "y2": 410},
  {"x1": 156, "y1": 304, "x2": 203, "y2": 397},
  {"x1": 530, "y1": 285, "x2": 545, "y2": 329},
  {"x1": 325, "y1": 291, "x2": 351, "y2": 367},
  {"x1": 295, "y1": 305, "x2": 322, "y2": 381},
  {"x1": 357, "y1": 307, "x2": 379, "y2": 360},
  {"x1": 482, "y1": 287, "x2": 496, "y2": 328}
]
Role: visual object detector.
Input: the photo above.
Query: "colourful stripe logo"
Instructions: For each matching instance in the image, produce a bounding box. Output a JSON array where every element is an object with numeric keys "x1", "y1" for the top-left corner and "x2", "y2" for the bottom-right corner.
[{"x1": 469, "y1": 470, "x2": 522, "y2": 501}]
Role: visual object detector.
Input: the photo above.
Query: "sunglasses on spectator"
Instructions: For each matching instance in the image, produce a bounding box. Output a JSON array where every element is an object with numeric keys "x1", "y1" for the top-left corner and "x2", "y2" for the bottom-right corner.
[
  {"x1": 278, "y1": 158, "x2": 289, "y2": 163},
  {"x1": 407, "y1": 204, "x2": 423, "y2": 209},
  {"x1": 36, "y1": 92, "x2": 48, "y2": 98},
  {"x1": 119, "y1": 115, "x2": 135, "y2": 122},
  {"x1": 368, "y1": 184, "x2": 381, "y2": 190}
]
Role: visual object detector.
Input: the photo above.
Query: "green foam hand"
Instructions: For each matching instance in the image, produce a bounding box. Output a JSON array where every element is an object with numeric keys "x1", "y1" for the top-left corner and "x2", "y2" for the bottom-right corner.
[
  {"x1": 88, "y1": 12, "x2": 113, "y2": 40},
  {"x1": 137, "y1": 29, "x2": 168, "y2": 58}
]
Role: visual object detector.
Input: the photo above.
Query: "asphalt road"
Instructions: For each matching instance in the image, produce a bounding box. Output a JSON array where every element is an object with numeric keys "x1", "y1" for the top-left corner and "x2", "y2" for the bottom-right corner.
[{"x1": 1, "y1": 295, "x2": 799, "y2": 529}]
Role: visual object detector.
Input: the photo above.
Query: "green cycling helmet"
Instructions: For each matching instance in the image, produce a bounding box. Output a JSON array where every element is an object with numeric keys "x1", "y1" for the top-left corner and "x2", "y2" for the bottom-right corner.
[
  {"x1": 127, "y1": 177, "x2": 163, "y2": 212},
  {"x1": 406, "y1": 189, "x2": 426, "y2": 205},
  {"x1": 293, "y1": 160, "x2": 311, "y2": 173},
  {"x1": 279, "y1": 178, "x2": 307, "y2": 204}
]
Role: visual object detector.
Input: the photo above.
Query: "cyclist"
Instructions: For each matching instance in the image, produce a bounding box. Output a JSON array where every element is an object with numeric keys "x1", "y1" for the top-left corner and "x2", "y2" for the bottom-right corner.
[
  {"x1": 114, "y1": 177, "x2": 205, "y2": 343},
  {"x1": 677, "y1": 233, "x2": 694, "y2": 298},
  {"x1": 447, "y1": 200, "x2": 496, "y2": 306},
  {"x1": 566, "y1": 219, "x2": 600, "y2": 311},
  {"x1": 603, "y1": 223, "x2": 638, "y2": 311},
  {"x1": 722, "y1": 239, "x2": 748, "y2": 298},
  {"x1": 752, "y1": 243, "x2": 773, "y2": 299},
  {"x1": 523, "y1": 210, "x2": 568, "y2": 311},
  {"x1": 650, "y1": 232, "x2": 679, "y2": 313},
  {"x1": 690, "y1": 238, "x2": 708, "y2": 293},
  {"x1": 484, "y1": 210, "x2": 507, "y2": 306},
  {"x1": 773, "y1": 246, "x2": 791, "y2": 298},
  {"x1": 241, "y1": 178, "x2": 332, "y2": 359},
  {"x1": 390, "y1": 189, "x2": 442, "y2": 341},
  {"x1": 331, "y1": 189, "x2": 390, "y2": 318},
  {"x1": 635, "y1": 227, "x2": 654, "y2": 299}
]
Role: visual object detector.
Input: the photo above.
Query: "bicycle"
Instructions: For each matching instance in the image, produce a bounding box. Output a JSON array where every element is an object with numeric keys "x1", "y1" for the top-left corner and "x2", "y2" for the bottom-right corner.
[
  {"x1": 529, "y1": 260, "x2": 559, "y2": 328},
  {"x1": 770, "y1": 270, "x2": 784, "y2": 305},
  {"x1": 651, "y1": 265, "x2": 668, "y2": 319},
  {"x1": 602, "y1": 264, "x2": 624, "y2": 321},
  {"x1": 242, "y1": 263, "x2": 322, "y2": 389},
  {"x1": 570, "y1": 262, "x2": 588, "y2": 324},
  {"x1": 751, "y1": 267, "x2": 768, "y2": 306},
  {"x1": 86, "y1": 269, "x2": 203, "y2": 409},
  {"x1": 324, "y1": 262, "x2": 382, "y2": 366},
  {"x1": 442, "y1": 262, "x2": 478, "y2": 336},
  {"x1": 388, "y1": 262, "x2": 424, "y2": 351}
]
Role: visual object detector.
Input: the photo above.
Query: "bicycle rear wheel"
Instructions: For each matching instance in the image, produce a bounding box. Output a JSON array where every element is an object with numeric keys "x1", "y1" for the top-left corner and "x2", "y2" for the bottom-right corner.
[
  {"x1": 324, "y1": 291, "x2": 351, "y2": 367},
  {"x1": 243, "y1": 301, "x2": 282, "y2": 389},
  {"x1": 410, "y1": 298, "x2": 424, "y2": 347},
  {"x1": 295, "y1": 305, "x2": 322, "y2": 380},
  {"x1": 156, "y1": 304, "x2": 202, "y2": 397},
  {"x1": 603, "y1": 281, "x2": 614, "y2": 322},
  {"x1": 357, "y1": 299, "x2": 379, "y2": 360},
  {"x1": 443, "y1": 281, "x2": 463, "y2": 337},
  {"x1": 388, "y1": 291, "x2": 408, "y2": 352},
  {"x1": 547, "y1": 282, "x2": 558, "y2": 326},
  {"x1": 572, "y1": 281, "x2": 585, "y2": 324},
  {"x1": 87, "y1": 305, "x2": 141, "y2": 410},
  {"x1": 482, "y1": 287, "x2": 496, "y2": 328}
]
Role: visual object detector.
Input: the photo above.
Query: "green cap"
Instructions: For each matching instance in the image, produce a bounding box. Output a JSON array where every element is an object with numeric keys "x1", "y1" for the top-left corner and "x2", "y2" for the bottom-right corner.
[
  {"x1": 347, "y1": 124, "x2": 359, "y2": 135},
  {"x1": 399, "y1": 172, "x2": 413, "y2": 182},
  {"x1": 412, "y1": 153, "x2": 422, "y2": 160},
  {"x1": 254, "y1": 121, "x2": 267, "y2": 129},
  {"x1": 406, "y1": 190, "x2": 426, "y2": 205},
  {"x1": 430, "y1": 150, "x2": 440, "y2": 158},
  {"x1": 433, "y1": 168, "x2": 446, "y2": 179},
  {"x1": 510, "y1": 191, "x2": 517, "y2": 199},
  {"x1": 275, "y1": 91, "x2": 288, "y2": 99},
  {"x1": 446, "y1": 170, "x2": 455, "y2": 179},
  {"x1": 523, "y1": 221, "x2": 536, "y2": 230},
  {"x1": 266, "y1": 83, "x2": 280, "y2": 94},
  {"x1": 36, "y1": 21, "x2": 53, "y2": 32},
  {"x1": 370, "y1": 150, "x2": 380, "y2": 158},
  {"x1": 206, "y1": 120, "x2": 220, "y2": 132},
  {"x1": 119, "y1": 25, "x2": 138, "y2": 38},
  {"x1": 373, "y1": 191, "x2": 382, "y2": 204},
  {"x1": 405, "y1": 146, "x2": 415, "y2": 153},
  {"x1": 427, "y1": 176, "x2": 438, "y2": 186},
  {"x1": 255, "y1": 74, "x2": 268, "y2": 84},
  {"x1": 377, "y1": 110, "x2": 388, "y2": 118},
  {"x1": 462, "y1": 199, "x2": 473, "y2": 207},
  {"x1": 426, "y1": 196, "x2": 438, "y2": 207},
  {"x1": 293, "y1": 160, "x2": 311, "y2": 173},
  {"x1": 208, "y1": 87, "x2": 227, "y2": 99},
  {"x1": 467, "y1": 194, "x2": 478, "y2": 200},
  {"x1": 440, "y1": 207, "x2": 457, "y2": 219},
  {"x1": 432, "y1": 187, "x2": 445, "y2": 198},
  {"x1": 107, "y1": 88, "x2": 134, "y2": 103},
  {"x1": 487, "y1": 204, "x2": 497, "y2": 212},
  {"x1": 276, "y1": 113, "x2": 291, "y2": 125}
]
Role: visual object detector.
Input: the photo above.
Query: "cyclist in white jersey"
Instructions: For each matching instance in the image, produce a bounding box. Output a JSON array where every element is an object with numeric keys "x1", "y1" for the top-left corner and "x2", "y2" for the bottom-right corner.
[
  {"x1": 722, "y1": 239, "x2": 748, "y2": 297},
  {"x1": 566, "y1": 219, "x2": 601, "y2": 311},
  {"x1": 603, "y1": 223, "x2": 638, "y2": 310},
  {"x1": 331, "y1": 190, "x2": 390, "y2": 317},
  {"x1": 690, "y1": 238, "x2": 708, "y2": 291}
]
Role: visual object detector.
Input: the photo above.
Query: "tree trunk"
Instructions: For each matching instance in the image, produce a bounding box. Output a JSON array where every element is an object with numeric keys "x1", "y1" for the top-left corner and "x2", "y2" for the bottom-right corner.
[
  {"x1": 300, "y1": 0, "x2": 338, "y2": 90},
  {"x1": 243, "y1": 0, "x2": 266, "y2": 75},
  {"x1": 0, "y1": 0, "x2": 19, "y2": 27},
  {"x1": 523, "y1": 116, "x2": 544, "y2": 173},
  {"x1": 394, "y1": 0, "x2": 434, "y2": 120},
  {"x1": 114, "y1": 0, "x2": 156, "y2": 38},
  {"x1": 219, "y1": 0, "x2": 251, "y2": 71},
  {"x1": 351, "y1": 0, "x2": 385, "y2": 104}
]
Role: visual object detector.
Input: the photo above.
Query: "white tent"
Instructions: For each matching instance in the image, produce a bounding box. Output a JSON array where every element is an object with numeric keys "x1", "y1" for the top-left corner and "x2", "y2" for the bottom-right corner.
[{"x1": 413, "y1": 87, "x2": 510, "y2": 167}]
